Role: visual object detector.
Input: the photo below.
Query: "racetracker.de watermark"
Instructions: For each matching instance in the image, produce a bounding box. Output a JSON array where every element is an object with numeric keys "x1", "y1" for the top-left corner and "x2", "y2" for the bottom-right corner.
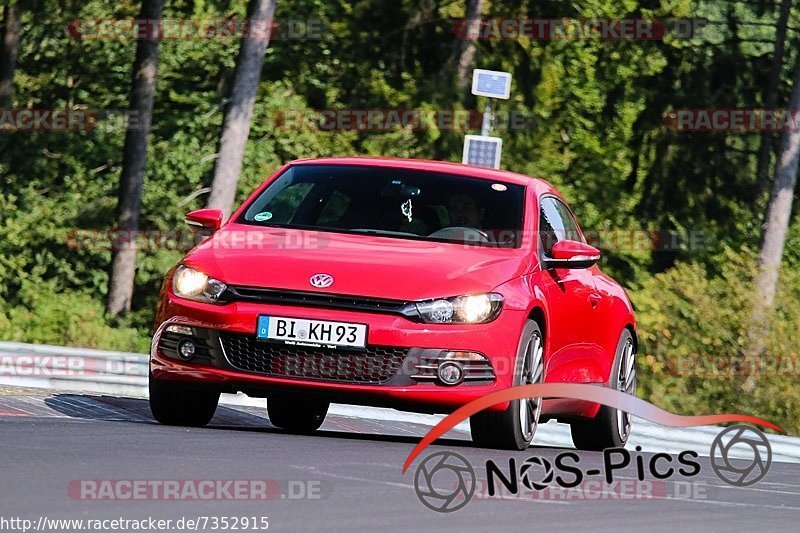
[
  {"x1": 475, "y1": 478, "x2": 708, "y2": 502},
  {"x1": 65, "y1": 228, "x2": 708, "y2": 253},
  {"x1": 0, "y1": 354, "x2": 143, "y2": 377},
  {"x1": 0, "y1": 109, "x2": 93, "y2": 132},
  {"x1": 664, "y1": 109, "x2": 800, "y2": 132},
  {"x1": 272, "y1": 109, "x2": 535, "y2": 132},
  {"x1": 67, "y1": 18, "x2": 323, "y2": 41},
  {"x1": 452, "y1": 18, "x2": 708, "y2": 40},
  {"x1": 0, "y1": 109, "x2": 142, "y2": 133},
  {"x1": 68, "y1": 479, "x2": 327, "y2": 501},
  {"x1": 65, "y1": 229, "x2": 332, "y2": 252},
  {"x1": 667, "y1": 354, "x2": 800, "y2": 378}
]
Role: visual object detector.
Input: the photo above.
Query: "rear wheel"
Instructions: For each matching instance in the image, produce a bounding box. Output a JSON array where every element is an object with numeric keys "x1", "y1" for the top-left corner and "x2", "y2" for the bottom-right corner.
[
  {"x1": 267, "y1": 395, "x2": 329, "y2": 433},
  {"x1": 470, "y1": 320, "x2": 544, "y2": 450},
  {"x1": 570, "y1": 329, "x2": 636, "y2": 451},
  {"x1": 149, "y1": 373, "x2": 220, "y2": 427}
]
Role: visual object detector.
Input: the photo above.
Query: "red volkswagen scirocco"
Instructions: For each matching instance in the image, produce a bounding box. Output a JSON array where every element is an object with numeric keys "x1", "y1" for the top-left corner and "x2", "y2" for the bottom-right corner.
[{"x1": 149, "y1": 157, "x2": 637, "y2": 450}]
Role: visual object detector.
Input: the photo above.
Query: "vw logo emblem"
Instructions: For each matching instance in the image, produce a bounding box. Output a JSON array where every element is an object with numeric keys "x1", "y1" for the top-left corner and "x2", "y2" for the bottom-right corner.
[{"x1": 309, "y1": 273, "x2": 334, "y2": 288}]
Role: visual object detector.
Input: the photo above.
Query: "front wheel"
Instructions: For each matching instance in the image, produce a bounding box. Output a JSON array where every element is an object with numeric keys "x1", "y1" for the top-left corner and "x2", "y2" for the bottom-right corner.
[
  {"x1": 149, "y1": 373, "x2": 220, "y2": 427},
  {"x1": 570, "y1": 329, "x2": 636, "y2": 451},
  {"x1": 267, "y1": 395, "x2": 329, "y2": 433},
  {"x1": 470, "y1": 320, "x2": 544, "y2": 450}
]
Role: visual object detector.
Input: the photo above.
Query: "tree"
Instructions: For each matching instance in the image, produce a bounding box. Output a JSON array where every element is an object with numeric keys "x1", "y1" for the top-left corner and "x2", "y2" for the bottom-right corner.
[
  {"x1": 746, "y1": 49, "x2": 800, "y2": 367},
  {"x1": 206, "y1": 0, "x2": 276, "y2": 219},
  {"x1": 755, "y1": 0, "x2": 792, "y2": 195},
  {"x1": 446, "y1": 0, "x2": 484, "y2": 94},
  {"x1": 0, "y1": 0, "x2": 20, "y2": 108},
  {"x1": 106, "y1": 0, "x2": 165, "y2": 316}
]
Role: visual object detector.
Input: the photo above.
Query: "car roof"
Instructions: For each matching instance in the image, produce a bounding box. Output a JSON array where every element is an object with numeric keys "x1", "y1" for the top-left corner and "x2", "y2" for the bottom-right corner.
[{"x1": 289, "y1": 156, "x2": 557, "y2": 196}]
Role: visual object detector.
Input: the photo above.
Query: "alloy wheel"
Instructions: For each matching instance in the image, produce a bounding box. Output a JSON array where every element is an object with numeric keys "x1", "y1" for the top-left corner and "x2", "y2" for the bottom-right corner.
[
  {"x1": 615, "y1": 338, "x2": 636, "y2": 441},
  {"x1": 518, "y1": 331, "x2": 544, "y2": 441}
]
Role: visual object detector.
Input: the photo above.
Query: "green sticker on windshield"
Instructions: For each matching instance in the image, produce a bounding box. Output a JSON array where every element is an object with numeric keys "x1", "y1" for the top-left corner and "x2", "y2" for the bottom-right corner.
[{"x1": 254, "y1": 211, "x2": 273, "y2": 222}]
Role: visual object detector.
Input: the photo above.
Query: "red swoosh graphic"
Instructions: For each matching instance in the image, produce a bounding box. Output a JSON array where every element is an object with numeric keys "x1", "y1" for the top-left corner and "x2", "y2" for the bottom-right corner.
[{"x1": 402, "y1": 383, "x2": 784, "y2": 473}]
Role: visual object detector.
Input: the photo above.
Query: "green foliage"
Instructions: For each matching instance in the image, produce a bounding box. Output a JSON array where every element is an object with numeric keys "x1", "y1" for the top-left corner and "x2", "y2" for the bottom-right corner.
[
  {"x1": 634, "y1": 249, "x2": 800, "y2": 434},
  {"x1": 0, "y1": 281, "x2": 151, "y2": 353}
]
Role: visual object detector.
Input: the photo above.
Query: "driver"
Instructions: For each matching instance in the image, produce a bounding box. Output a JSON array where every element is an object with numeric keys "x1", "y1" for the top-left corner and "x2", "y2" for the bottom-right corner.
[{"x1": 447, "y1": 192, "x2": 485, "y2": 228}]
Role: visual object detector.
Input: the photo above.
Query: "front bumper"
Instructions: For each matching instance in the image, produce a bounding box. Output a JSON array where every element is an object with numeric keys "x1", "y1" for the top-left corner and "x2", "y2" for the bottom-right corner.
[{"x1": 151, "y1": 291, "x2": 529, "y2": 414}]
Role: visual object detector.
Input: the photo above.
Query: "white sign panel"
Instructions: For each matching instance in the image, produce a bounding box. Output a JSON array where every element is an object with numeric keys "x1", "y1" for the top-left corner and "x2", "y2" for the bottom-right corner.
[
  {"x1": 462, "y1": 135, "x2": 503, "y2": 169},
  {"x1": 471, "y1": 69, "x2": 512, "y2": 99}
]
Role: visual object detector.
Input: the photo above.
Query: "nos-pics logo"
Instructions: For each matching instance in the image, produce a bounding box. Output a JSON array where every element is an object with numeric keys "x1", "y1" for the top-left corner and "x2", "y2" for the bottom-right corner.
[{"x1": 413, "y1": 424, "x2": 773, "y2": 512}]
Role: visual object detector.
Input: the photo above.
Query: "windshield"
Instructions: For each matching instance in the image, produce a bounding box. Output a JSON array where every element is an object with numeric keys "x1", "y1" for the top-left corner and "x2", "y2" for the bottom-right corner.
[{"x1": 238, "y1": 164, "x2": 526, "y2": 247}]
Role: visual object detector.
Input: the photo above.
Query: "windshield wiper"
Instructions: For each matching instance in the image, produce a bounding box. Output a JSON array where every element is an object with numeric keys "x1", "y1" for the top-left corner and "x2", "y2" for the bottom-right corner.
[{"x1": 348, "y1": 228, "x2": 420, "y2": 237}]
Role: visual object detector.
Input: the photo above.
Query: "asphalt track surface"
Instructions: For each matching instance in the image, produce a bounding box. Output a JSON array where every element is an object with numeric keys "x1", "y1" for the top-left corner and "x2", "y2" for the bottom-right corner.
[{"x1": 1, "y1": 393, "x2": 799, "y2": 532}]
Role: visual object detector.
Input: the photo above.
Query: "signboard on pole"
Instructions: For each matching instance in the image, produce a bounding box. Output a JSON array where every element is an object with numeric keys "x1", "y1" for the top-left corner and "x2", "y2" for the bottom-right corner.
[
  {"x1": 471, "y1": 69, "x2": 512, "y2": 100},
  {"x1": 462, "y1": 135, "x2": 503, "y2": 169}
]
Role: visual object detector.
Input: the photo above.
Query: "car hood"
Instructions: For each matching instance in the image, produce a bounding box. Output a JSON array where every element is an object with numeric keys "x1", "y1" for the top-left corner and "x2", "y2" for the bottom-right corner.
[{"x1": 183, "y1": 225, "x2": 529, "y2": 301}]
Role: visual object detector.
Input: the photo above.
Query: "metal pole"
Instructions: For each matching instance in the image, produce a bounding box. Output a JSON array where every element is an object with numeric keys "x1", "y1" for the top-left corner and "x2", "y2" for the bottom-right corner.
[{"x1": 481, "y1": 99, "x2": 493, "y2": 136}]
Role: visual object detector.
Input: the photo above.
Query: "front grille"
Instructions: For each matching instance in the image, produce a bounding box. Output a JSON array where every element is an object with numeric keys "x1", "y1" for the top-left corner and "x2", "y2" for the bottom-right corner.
[
  {"x1": 220, "y1": 333, "x2": 407, "y2": 384},
  {"x1": 224, "y1": 286, "x2": 416, "y2": 318}
]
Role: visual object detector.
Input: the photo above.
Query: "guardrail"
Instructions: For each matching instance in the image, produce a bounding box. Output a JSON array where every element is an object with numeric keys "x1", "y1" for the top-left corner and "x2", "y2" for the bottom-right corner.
[
  {"x1": 0, "y1": 341, "x2": 148, "y2": 396},
  {"x1": 2, "y1": 340, "x2": 800, "y2": 462}
]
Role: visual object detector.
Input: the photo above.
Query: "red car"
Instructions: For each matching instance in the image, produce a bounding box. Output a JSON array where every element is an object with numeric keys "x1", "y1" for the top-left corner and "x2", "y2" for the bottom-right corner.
[{"x1": 149, "y1": 157, "x2": 637, "y2": 451}]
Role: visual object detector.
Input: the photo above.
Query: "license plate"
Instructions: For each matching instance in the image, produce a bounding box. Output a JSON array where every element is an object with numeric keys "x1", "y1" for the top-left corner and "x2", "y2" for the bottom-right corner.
[{"x1": 256, "y1": 316, "x2": 367, "y2": 349}]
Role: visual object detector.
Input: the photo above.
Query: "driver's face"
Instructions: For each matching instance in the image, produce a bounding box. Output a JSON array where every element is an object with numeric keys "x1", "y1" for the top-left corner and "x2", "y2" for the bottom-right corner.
[{"x1": 448, "y1": 194, "x2": 484, "y2": 227}]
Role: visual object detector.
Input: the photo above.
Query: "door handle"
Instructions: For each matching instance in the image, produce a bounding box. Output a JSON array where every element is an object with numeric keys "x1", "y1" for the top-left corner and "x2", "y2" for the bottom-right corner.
[{"x1": 588, "y1": 293, "x2": 602, "y2": 308}]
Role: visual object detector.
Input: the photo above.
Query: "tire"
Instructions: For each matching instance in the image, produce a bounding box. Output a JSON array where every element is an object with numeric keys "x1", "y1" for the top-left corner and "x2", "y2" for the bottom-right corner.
[
  {"x1": 267, "y1": 395, "x2": 329, "y2": 433},
  {"x1": 570, "y1": 329, "x2": 636, "y2": 451},
  {"x1": 149, "y1": 373, "x2": 220, "y2": 427},
  {"x1": 470, "y1": 320, "x2": 545, "y2": 450}
]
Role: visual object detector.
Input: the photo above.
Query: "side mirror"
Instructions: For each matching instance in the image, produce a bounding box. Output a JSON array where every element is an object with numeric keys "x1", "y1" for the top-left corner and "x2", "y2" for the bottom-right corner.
[
  {"x1": 543, "y1": 240, "x2": 600, "y2": 269},
  {"x1": 185, "y1": 208, "x2": 223, "y2": 237}
]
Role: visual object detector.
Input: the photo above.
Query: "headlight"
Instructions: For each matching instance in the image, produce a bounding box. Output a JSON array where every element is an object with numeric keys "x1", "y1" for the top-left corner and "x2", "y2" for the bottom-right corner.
[
  {"x1": 172, "y1": 265, "x2": 227, "y2": 303},
  {"x1": 415, "y1": 293, "x2": 503, "y2": 324}
]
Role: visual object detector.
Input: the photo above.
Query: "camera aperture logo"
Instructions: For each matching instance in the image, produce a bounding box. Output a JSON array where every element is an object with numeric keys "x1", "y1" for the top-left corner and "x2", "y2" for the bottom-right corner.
[
  {"x1": 710, "y1": 424, "x2": 772, "y2": 487},
  {"x1": 519, "y1": 456, "x2": 553, "y2": 491},
  {"x1": 413, "y1": 451, "x2": 475, "y2": 513}
]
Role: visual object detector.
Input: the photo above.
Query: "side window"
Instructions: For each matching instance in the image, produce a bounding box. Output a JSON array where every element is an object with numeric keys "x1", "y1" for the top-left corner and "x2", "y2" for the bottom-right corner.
[
  {"x1": 539, "y1": 197, "x2": 583, "y2": 256},
  {"x1": 539, "y1": 198, "x2": 564, "y2": 256},
  {"x1": 554, "y1": 199, "x2": 584, "y2": 243}
]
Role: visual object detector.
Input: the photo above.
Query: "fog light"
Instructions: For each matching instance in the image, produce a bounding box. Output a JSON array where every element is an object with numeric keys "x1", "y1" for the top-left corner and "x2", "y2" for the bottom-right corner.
[
  {"x1": 178, "y1": 339, "x2": 196, "y2": 360},
  {"x1": 437, "y1": 361, "x2": 464, "y2": 385}
]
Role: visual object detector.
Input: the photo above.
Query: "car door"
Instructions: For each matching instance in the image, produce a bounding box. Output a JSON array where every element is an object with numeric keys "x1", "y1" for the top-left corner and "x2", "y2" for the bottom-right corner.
[{"x1": 535, "y1": 196, "x2": 606, "y2": 384}]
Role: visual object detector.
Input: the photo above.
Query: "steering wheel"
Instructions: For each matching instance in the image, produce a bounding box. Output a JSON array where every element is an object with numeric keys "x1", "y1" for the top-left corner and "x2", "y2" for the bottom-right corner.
[{"x1": 428, "y1": 226, "x2": 490, "y2": 243}]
